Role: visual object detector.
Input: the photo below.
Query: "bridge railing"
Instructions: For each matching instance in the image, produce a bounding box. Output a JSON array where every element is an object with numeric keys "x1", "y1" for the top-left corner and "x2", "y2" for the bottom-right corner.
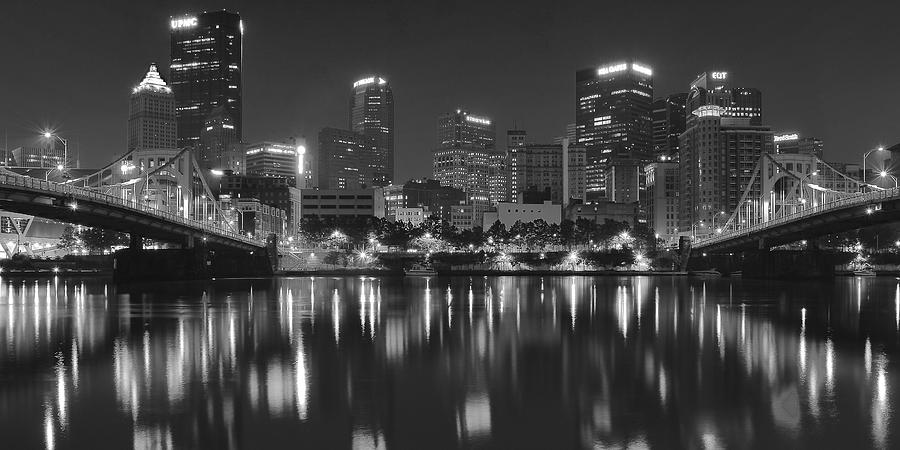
[
  {"x1": 696, "y1": 187, "x2": 900, "y2": 247},
  {"x1": 0, "y1": 173, "x2": 263, "y2": 247}
]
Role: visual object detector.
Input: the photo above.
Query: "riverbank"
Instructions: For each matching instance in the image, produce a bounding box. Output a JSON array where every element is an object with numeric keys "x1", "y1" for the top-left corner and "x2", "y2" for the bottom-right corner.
[{"x1": 278, "y1": 268, "x2": 689, "y2": 277}]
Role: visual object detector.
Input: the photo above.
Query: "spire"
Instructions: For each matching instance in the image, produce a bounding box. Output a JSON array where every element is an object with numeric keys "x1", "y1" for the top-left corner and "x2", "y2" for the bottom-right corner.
[{"x1": 133, "y1": 63, "x2": 172, "y2": 94}]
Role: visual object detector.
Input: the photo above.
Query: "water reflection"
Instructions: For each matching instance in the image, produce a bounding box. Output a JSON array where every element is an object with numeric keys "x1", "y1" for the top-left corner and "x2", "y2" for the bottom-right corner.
[{"x1": 0, "y1": 276, "x2": 897, "y2": 448}]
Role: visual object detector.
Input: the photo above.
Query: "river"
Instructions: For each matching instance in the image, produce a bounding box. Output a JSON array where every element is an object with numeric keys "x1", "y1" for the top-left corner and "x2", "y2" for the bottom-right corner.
[{"x1": 0, "y1": 275, "x2": 897, "y2": 449}]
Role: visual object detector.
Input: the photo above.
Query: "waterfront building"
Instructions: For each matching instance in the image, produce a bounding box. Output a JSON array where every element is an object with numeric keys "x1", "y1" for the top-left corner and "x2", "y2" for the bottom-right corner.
[
  {"x1": 437, "y1": 110, "x2": 495, "y2": 149},
  {"x1": 678, "y1": 105, "x2": 774, "y2": 235},
  {"x1": 220, "y1": 196, "x2": 286, "y2": 238},
  {"x1": 686, "y1": 71, "x2": 763, "y2": 126},
  {"x1": 394, "y1": 207, "x2": 426, "y2": 226},
  {"x1": 651, "y1": 93, "x2": 687, "y2": 160},
  {"x1": 774, "y1": 132, "x2": 824, "y2": 159},
  {"x1": 450, "y1": 203, "x2": 476, "y2": 230},
  {"x1": 170, "y1": 10, "x2": 243, "y2": 149},
  {"x1": 244, "y1": 141, "x2": 300, "y2": 181},
  {"x1": 564, "y1": 201, "x2": 639, "y2": 227},
  {"x1": 349, "y1": 75, "x2": 394, "y2": 186},
  {"x1": 219, "y1": 174, "x2": 301, "y2": 233},
  {"x1": 645, "y1": 161, "x2": 680, "y2": 243},
  {"x1": 575, "y1": 60, "x2": 653, "y2": 199},
  {"x1": 398, "y1": 179, "x2": 466, "y2": 222},
  {"x1": 482, "y1": 201, "x2": 562, "y2": 228},
  {"x1": 128, "y1": 64, "x2": 176, "y2": 152},
  {"x1": 508, "y1": 140, "x2": 586, "y2": 205},
  {"x1": 317, "y1": 128, "x2": 375, "y2": 189},
  {"x1": 299, "y1": 188, "x2": 385, "y2": 219}
]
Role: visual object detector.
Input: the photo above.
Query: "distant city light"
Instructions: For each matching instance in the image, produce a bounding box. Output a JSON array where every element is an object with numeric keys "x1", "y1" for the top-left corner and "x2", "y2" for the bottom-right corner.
[{"x1": 631, "y1": 63, "x2": 653, "y2": 76}]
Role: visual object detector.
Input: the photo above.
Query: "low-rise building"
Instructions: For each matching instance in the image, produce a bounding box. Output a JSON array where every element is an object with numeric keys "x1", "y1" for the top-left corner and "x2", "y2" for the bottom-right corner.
[
  {"x1": 645, "y1": 161, "x2": 679, "y2": 242},
  {"x1": 394, "y1": 207, "x2": 426, "y2": 226},
  {"x1": 482, "y1": 201, "x2": 561, "y2": 228},
  {"x1": 300, "y1": 188, "x2": 385, "y2": 219},
  {"x1": 220, "y1": 197, "x2": 287, "y2": 238},
  {"x1": 450, "y1": 203, "x2": 476, "y2": 230},
  {"x1": 565, "y1": 201, "x2": 639, "y2": 227}
]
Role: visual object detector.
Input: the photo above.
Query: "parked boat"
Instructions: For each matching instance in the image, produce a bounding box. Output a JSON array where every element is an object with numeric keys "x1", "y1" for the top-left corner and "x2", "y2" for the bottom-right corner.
[
  {"x1": 405, "y1": 264, "x2": 437, "y2": 276},
  {"x1": 690, "y1": 269, "x2": 722, "y2": 277},
  {"x1": 853, "y1": 268, "x2": 876, "y2": 277},
  {"x1": 728, "y1": 270, "x2": 743, "y2": 278}
]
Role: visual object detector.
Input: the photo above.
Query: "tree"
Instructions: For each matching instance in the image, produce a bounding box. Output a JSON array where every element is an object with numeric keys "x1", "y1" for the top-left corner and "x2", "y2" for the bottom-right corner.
[{"x1": 58, "y1": 225, "x2": 79, "y2": 249}]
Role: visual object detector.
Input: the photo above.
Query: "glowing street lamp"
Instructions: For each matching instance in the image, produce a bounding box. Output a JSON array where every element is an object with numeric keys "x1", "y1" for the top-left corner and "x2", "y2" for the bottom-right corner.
[
  {"x1": 879, "y1": 170, "x2": 898, "y2": 188},
  {"x1": 863, "y1": 146, "x2": 885, "y2": 184},
  {"x1": 44, "y1": 164, "x2": 65, "y2": 181},
  {"x1": 41, "y1": 131, "x2": 68, "y2": 171}
]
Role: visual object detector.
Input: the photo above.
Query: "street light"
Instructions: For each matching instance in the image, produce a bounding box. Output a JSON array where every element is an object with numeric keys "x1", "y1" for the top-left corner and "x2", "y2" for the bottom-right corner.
[
  {"x1": 41, "y1": 131, "x2": 68, "y2": 171},
  {"x1": 879, "y1": 171, "x2": 898, "y2": 188},
  {"x1": 863, "y1": 146, "x2": 885, "y2": 185},
  {"x1": 44, "y1": 164, "x2": 65, "y2": 181}
]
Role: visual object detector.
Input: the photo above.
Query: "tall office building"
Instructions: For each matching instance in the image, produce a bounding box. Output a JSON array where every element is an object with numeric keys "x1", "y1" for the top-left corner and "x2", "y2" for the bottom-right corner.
[
  {"x1": 318, "y1": 128, "x2": 374, "y2": 190},
  {"x1": 349, "y1": 75, "x2": 394, "y2": 186},
  {"x1": 678, "y1": 105, "x2": 774, "y2": 235},
  {"x1": 686, "y1": 71, "x2": 762, "y2": 126},
  {"x1": 651, "y1": 93, "x2": 687, "y2": 160},
  {"x1": 437, "y1": 110, "x2": 495, "y2": 149},
  {"x1": 575, "y1": 60, "x2": 653, "y2": 200},
  {"x1": 245, "y1": 141, "x2": 300, "y2": 181},
  {"x1": 645, "y1": 161, "x2": 680, "y2": 242},
  {"x1": 508, "y1": 141, "x2": 586, "y2": 205},
  {"x1": 199, "y1": 105, "x2": 241, "y2": 172},
  {"x1": 128, "y1": 64, "x2": 176, "y2": 152},
  {"x1": 169, "y1": 10, "x2": 243, "y2": 149}
]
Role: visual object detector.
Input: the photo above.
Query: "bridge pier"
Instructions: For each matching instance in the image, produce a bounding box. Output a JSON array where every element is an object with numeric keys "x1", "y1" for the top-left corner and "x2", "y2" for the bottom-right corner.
[{"x1": 113, "y1": 242, "x2": 276, "y2": 283}]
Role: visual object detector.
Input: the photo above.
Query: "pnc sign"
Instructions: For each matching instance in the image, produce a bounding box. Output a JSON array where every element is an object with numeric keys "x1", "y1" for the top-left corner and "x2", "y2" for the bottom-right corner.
[
  {"x1": 711, "y1": 71, "x2": 728, "y2": 80},
  {"x1": 171, "y1": 17, "x2": 198, "y2": 29}
]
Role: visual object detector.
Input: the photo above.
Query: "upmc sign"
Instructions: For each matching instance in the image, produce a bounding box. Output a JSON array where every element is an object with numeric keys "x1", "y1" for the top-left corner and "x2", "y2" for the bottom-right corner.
[{"x1": 171, "y1": 17, "x2": 198, "y2": 29}]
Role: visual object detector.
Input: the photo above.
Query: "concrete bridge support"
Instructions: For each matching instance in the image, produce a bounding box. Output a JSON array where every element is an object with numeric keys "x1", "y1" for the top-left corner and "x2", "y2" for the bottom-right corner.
[
  {"x1": 687, "y1": 248, "x2": 853, "y2": 279},
  {"x1": 113, "y1": 240, "x2": 276, "y2": 283}
]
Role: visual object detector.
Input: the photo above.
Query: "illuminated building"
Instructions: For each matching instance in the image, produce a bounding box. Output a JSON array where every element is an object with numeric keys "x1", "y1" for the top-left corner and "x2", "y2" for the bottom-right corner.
[
  {"x1": 128, "y1": 63, "x2": 176, "y2": 151},
  {"x1": 604, "y1": 156, "x2": 642, "y2": 204},
  {"x1": 437, "y1": 110, "x2": 495, "y2": 149},
  {"x1": 651, "y1": 93, "x2": 687, "y2": 160},
  {"x1": 199, "y1": 105, "x2": 241, "y2": 173},
  {"x1": 645, "y1": 161, "x2": 680, "y2": 243},
  {"x1": 432, "y1": 146, "x2": 500, "y2": 225},
  {"x1": 169, "y1": 10, "x2": 243, "y2": 149},
  {"x1": 219, "y1": 175, "x2": 301, "y2": 233},
  {"x1": 575, "y1": 60, "x2": 654, "y2": 200},
  {"x1": 317, "y1": 128, "x2": 375, "y2": 189},
  {"x1": 10, "y1": 145, "x2": 65, "y2": 168},
  {"x1": 508, "y1": 140, "x2": 586, "y2": 205},
  {"x1": 350, "y1": 75, "x2": 394, "y2": 186},
  {"x1": 395, "y1": 179, "x2": 466, "y2": 221},
  {"x1": 244, "y1": 141, "x2": 300, "y2": 182},
  {"x1": 678, "y1": 105, "x2": 774, "y2": 234},
  {"x1": 774, "y1": 132, "x2": 824, "y2": 159},
  {"x1": 482, "y1": 201, "x2": 562, "y2": 228},
  {"x1": 686, "y1": 71, "x2": 763, "y2": 126}
]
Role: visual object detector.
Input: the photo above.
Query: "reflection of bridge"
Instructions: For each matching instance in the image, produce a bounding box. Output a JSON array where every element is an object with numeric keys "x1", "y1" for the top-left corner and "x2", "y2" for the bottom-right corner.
[
  {"x1": 692, "y1": 153, "x2": 895, "y2": 253},
  {"x1": 0, "y1": 148, "x2": 272, "y2": 279}
]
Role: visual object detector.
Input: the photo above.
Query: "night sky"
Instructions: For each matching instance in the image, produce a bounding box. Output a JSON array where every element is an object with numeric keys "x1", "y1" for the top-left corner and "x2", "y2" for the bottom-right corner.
[{"x1": 2, "y1": 0, "x2": 900, "y2": 180}]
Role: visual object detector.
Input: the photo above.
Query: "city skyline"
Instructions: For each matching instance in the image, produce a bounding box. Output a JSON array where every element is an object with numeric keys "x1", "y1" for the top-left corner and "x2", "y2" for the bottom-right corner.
[{"x1": 2, "y1": 1, "x2": 900, "y2": 182}]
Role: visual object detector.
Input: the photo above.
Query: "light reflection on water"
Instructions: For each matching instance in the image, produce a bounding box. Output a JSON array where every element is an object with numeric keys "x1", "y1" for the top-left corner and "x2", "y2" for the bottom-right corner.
[{"x1": 0, "y1": 276, "x2": 897, "y2": 448}]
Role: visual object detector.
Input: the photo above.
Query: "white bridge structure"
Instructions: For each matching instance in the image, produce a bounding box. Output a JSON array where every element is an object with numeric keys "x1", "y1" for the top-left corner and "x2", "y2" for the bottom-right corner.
[{"x1": 693, "y1": 152, "x2": 900, "y2": 252}]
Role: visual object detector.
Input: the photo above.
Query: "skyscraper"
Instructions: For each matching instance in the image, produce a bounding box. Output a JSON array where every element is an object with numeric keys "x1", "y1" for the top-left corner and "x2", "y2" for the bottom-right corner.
[
  {"x1": 575, "y1": 60, "x2": 653, "y2": 199},
  {"x1": 349, "y1": 75, "x2": 394, "y2": 186},
  {"x1": 318, "y1": 128, "x2": 373, "y2": 189},
  {"x1": 678, "y1": 105, "x2": 774, "y2": 235},
  {"x1": 686, "y1": 71, "x2": 762, "y2": 126},
  {"x1": 199, "y1": 105, "x2": 240, "y2": 172},
  {"x1": 437, "y1": 110, "x2": 495, "y2": 149},
  {"x1": 169, "y1": 10, "x2": 243, "y2": 149},
  {"x1": 651, "y1": 93, "x2": 687, "y2": 160},
  {"x1": 508, "y1": 141, "x2": 586, "y2": 205},
  {"x1": 128, "y1": 64, "x2": 176, "y2": 152},
  {"x1": 245, "y1": 141, "x2": 300, "y2": 181},
  {"x1": 774, "y1": 132, "x2": 824, "y2": 159}
]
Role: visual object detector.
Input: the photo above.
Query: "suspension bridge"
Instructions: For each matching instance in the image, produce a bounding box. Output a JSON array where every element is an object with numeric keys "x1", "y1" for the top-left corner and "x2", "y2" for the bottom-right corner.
[
  {"x1": 0, "y1": 148, "x2": 274, "y2": 280},
  {"x1": 692, "y1": 152, "x2": 899, "y2": 253}
]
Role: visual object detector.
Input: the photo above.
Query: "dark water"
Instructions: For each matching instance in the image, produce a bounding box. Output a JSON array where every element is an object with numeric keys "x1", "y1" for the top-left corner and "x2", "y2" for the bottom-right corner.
[{"x1": 0, "y1": 275, "x2": 897, "y2": 449}]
